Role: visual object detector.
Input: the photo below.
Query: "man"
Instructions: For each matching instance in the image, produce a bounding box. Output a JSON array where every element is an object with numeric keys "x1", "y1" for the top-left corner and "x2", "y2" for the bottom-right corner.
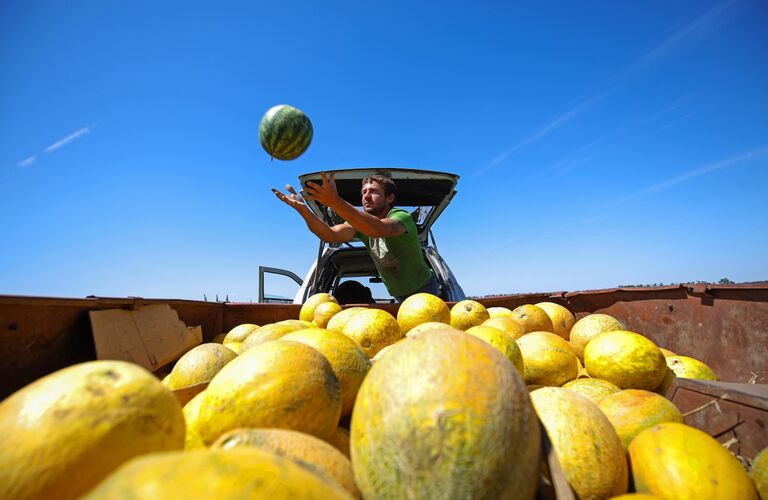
[{"x1": 272, "y1": 172, "x2": 439, "y2": 302}]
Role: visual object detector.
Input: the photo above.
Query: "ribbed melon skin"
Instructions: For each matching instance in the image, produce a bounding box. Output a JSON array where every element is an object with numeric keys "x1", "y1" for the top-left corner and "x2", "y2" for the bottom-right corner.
[
  {"x1": 629, "y1": 422, "x2": 758, "y2": 500},
  {"x1": 82, "y1": 448, "x2": 353, "y2": 499},
  {"x1": 259, "y1": 104, "x2": 313, "y2": 160},
  {"x1": 0, "y1": 360, "x2": 185, "y2": 500},
  {"x1": 197, "y1": 341, "x2": 341, "y2": 446},
  {"x1": 212, "y1": 428, "x2": 361, "y2": 498},
  {"x1": 530, "y1": 387, "x2": 628, "y2": 499},
  {"x1": 351, "y1": 329, "x2": 540, "y2": 500}
]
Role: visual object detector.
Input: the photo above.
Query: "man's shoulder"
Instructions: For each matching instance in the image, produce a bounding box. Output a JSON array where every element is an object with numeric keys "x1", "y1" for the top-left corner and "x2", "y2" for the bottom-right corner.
[
  {"x1": 388, "y1": 207, "x2": 412, "y2": 220},
  {"x1": 387, "y1": 208, "x2": 418, "y2": 235}
]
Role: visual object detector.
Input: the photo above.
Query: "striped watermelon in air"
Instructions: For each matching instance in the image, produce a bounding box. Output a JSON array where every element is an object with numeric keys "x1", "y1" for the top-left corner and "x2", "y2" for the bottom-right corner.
[{"x1": 259, "y1": 104, "x2": 313, "y2": 161}]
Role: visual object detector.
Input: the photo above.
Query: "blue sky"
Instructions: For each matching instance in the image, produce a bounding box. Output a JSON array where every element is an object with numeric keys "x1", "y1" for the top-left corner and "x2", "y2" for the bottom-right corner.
[{"x1": 2, "y1": 0, "x2": 767, "y2": 301}]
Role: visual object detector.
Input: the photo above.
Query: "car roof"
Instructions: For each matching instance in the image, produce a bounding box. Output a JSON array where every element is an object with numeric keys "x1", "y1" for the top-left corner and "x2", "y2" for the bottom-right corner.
[{"x1": 297, "y1": 168, "x2": 459, "y2": 242}]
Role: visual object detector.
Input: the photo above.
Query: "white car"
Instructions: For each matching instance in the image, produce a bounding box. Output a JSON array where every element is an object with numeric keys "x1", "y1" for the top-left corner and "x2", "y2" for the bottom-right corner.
[{"x1": 260, "y1": 168, "x2": 466, "y2": 304}]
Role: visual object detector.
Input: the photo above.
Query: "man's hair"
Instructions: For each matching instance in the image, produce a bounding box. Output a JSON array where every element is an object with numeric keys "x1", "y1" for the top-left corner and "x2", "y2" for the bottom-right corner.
[{"x1": 361, "y1": 175, "x2": 397, "y2": 200}]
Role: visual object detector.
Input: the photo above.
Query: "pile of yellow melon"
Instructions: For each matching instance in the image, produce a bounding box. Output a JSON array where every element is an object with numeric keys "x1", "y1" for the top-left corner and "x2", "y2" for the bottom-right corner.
[{"x1": 0, "y1": 293, "x2": 765, "y2": 500}]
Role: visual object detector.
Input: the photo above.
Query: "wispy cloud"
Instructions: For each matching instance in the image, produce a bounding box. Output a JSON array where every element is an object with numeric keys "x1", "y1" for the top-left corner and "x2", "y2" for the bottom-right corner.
[
  {"x1": 44, "y1": 126, "x2": 94, "y2": 154},
  {"x1": 483, "y1": 0, "x2": 749, "y2": 173},
  {"x1": 615, "y1": 0, "x2": 747, "y2": 82},
  {"x1": 659, "y1": 113, "x2": 699, "y2": 130},
  {"x1": 640, "y1": 146, "x2": 768, "y2": 196},
  {"x1": 15, "y1": 124, "x2": 96, "y2": 168},
  {"x1": 642, "y1": 92, "x2": 702, "y2": 125},
  {"x1": 605, "y1": 145, "x2": 768, "y2": 210},
  {"x1": 547, "y1": 155, "x2": 596, "y2": 179},
  {"x1": 484, "y1": 93, "x2": 607, "y2": 172},
  {"x1": 17, "y1": 156, "x2": 37, "y2": 168},
  {"x1": 544, "y1": 133, "x2": 621, "y2": 179}
]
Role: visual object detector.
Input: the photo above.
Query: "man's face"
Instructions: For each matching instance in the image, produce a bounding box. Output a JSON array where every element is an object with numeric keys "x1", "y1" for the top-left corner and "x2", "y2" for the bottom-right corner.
[{"x1": 361, "y1": 181, "x2": 394, "y2": 217}]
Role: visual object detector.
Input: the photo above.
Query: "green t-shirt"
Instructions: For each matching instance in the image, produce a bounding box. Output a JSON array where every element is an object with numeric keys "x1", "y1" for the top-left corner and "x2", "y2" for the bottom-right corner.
[{"x1": 353, "y1": 208, "x2": 433, "y2": 297}]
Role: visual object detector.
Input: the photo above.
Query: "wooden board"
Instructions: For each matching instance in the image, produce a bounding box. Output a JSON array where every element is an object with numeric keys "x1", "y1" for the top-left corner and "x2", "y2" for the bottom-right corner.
[{"x1": 89, "y1": 304, "x2": 201, "y2": 371}]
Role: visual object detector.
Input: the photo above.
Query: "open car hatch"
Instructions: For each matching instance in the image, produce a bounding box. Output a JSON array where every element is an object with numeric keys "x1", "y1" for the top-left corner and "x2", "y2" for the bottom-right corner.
[{"x1": 297, "y1": 168, "x2": 459, "y2": 244}]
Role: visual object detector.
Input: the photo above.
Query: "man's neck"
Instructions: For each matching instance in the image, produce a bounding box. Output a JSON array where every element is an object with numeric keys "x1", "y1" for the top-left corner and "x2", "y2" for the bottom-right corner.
[{"x1": 370, "y1": 205, "x2": 392, "y2": 220}]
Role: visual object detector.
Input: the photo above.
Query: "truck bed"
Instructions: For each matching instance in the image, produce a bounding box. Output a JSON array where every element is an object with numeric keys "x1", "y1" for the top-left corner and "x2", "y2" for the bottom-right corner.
[{"x1": 2, "y1": 283, "x2": 766, "y2": 461}]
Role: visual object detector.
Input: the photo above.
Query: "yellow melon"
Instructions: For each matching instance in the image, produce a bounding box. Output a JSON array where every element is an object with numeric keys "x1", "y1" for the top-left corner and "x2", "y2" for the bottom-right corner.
[
  {"x1": 238, "y1": 322, "x2": 303, "y2": 353},
  {"x1": 225, "y1": 342, "x2": 241, "y2": 354},
  {"x1": 569, "y1": 313, "x2": 625, "y2": 361},
  {"x1": 82, "y1": 448, "x2": 353, "y2": 499},
  {"x1": 182, "y1": 390, "x2": 207, "y2": 450},
  {"x1": 405, "y1": 321, "x2": 463, "y2": 338},
  {"x1": 530, "y1": 387, "x2": 628, "y2": 499},
  {"x1": 278, "y1": 318, "x2": 318, "y2": 330},
  {"x1": 213, "y1": 428, "x2": 360, "y2": 498},
  {"x1": 341, "y1": 307, "x2": 402, "y2": 358},
  {"x1": 517, "y1": 331, "x2": 579, "y2": 386},
  {"x1": 659, "y1": 347, "x2": 676, "y2": 357},
  {"x1": 326, "y1": 307, "x2": 367, "y2": 332},
  {"x1": 482, "y1": 315, "x2": 525, "y2": 340},
  {"x1": 511, "y1": 304, "x2": 554, "y2": 334},
  {"x1": 561, "y1": 378, "x2": 621, "y2": 403},
  {"x1": 314, "y1": 301, "x2": 343, "y2": 328},
  {"x1": 197, "y1": 340, "x2": 341, "y2": 445},
  {"x1": 466, "y1": 325, "x2": 524, "y2": 374},
  {"x1": 584, "y1": 330, "x2": 667, "y2": 390},
  {"x1": 281, "y1": 328, "x2": 371, "y2": 417},
  {"x1": 653, "y1": 367, "x2": 677, "y2": 397},
  {"x1": 629, "y1": 422, "x2": 757, "y2": 499},
  {"x1": 222, "y1": 323, "x2": 259, "y2": 344},
  {"x1": 487, "y1": 306, "x2": 514, "y2": 317},
  {"x1": 752, "y1": 446, "x2": 768, "y2": 500},
  {"x1": 351, "y1": 328, "x2": 540, "y2": 499},
  {"x1": 449, "y1": 299, "x2": 490, "y2": 330},
  {"x1": 665, "y1": 355, "x2": 719, "y2": 380},
  {"x1": 609, "y1": 495, "x2": 663, "y2": 499},
  {"x1": 396, "y1": 292, "x2": 451, "y2": 335},
  {"x1": 0, "y1": 360, "x2": 185, "y2": 500},
  {"x1": 576, "y1": 357, "x2": 590, "y2": 378},
  {"x1": 597, "y1": 389, "x2": 684, "y2": 449},
  {"x1": 370, "y1": 338, "x2": 407, "y2": 363},
  {"x1": 535, "y1": 301, "x2": 576, "y2": 340},
  {"x1": 163, "y1": 343, "x2": 237, "y2": 391},
  {"x1": 300, "y1": 293, "x2": 338, "y2": 322}
]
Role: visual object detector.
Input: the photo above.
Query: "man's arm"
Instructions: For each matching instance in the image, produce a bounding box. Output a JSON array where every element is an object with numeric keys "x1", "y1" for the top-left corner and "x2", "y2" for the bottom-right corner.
[
  {"x1": 272, "y1": 185, "x2": 357, "y2": 243},
  {"x1": 303, "y1": 172, "x2": 406, "y2": 239}
]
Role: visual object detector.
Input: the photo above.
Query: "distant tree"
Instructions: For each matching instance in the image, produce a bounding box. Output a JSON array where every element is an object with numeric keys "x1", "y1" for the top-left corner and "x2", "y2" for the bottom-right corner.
[{"x1": 718, "y1": 277, "x2": 735, "y2": 284}]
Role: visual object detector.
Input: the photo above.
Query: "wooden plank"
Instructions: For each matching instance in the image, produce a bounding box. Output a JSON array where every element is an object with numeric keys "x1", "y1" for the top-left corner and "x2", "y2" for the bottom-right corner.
[
  {"x1": 89, "y1": 304, "x2": 201, "y2": 372},
  {"x1": 674, "y1": 379, "x2": 768, "y2": 407}
]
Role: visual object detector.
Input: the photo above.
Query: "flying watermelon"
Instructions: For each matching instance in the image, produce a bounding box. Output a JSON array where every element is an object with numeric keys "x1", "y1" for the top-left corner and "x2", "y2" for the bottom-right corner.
[{"x1": 258, "y1": 104, "x2": 313, "y2": 161}]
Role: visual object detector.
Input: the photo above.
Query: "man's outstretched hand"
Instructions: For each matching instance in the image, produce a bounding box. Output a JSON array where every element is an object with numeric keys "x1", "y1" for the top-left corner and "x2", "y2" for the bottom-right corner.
[
  {"x1": 271, "y1": 184, "x2": 306, "y2": 210},
  {"x1": 303, "y1": 172, "x2": 342, "y2": 208}
]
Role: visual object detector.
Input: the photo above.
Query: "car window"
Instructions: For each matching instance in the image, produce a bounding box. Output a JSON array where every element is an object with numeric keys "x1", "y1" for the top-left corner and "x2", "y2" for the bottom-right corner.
[
  {"x1": 364, "y1": 280, "x2": 392, "y2": 302},
  {"x1": 326, "y1": 205, "x2": 435, "y2": 233},
  {"x1": 333, "y1": 278, "x2": 389, "y2": 304}
]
